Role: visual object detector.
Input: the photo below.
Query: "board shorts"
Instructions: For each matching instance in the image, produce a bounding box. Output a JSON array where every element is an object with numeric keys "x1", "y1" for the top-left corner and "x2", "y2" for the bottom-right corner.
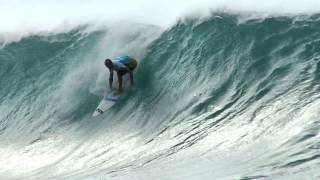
[{"x1": 126, "y1": 58, "x2": 137, "y2": 71}]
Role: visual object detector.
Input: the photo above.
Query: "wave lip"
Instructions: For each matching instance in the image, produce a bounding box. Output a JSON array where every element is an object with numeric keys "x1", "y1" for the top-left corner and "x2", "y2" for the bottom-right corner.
[{"x1": 2, "y1": 0, "x2": 320, "y2": 37}]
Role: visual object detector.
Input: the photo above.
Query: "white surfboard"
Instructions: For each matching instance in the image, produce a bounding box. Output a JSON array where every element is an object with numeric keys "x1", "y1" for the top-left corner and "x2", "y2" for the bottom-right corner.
[{"x1": 92, "y1": 94, "x2": 119, "y2": 117}]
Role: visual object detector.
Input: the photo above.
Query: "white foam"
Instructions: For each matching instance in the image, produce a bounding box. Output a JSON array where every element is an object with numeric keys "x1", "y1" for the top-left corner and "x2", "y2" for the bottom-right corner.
[{"x1": 1, "y1": 0, "x2": 320, "y2": 40}]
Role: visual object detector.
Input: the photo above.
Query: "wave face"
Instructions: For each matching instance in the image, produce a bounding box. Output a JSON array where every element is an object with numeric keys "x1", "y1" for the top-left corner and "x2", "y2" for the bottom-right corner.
[{"x1": 1, "y1": 15, "x2": 320, "y2": 179}]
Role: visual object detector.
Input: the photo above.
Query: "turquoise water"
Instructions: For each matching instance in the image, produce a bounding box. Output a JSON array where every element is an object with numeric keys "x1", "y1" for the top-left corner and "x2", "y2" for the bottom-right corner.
[{"x1": 1, "y1": 15, "x2": 320, "y2": 179}]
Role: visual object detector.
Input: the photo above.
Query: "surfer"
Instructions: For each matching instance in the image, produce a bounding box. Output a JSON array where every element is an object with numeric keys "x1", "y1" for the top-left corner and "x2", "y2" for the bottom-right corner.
[{"x1": 104, "y1": 55, "x2": 138, "y2": 94}]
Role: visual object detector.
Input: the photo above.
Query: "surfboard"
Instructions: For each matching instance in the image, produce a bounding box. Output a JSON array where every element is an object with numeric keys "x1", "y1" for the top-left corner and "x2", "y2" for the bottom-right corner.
[{"x1": 92, "y1": 94, "x2": 120, "y2": 117}]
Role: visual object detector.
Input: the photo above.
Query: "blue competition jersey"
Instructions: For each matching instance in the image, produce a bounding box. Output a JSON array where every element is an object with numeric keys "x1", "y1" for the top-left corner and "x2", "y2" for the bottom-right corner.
[
  {"x1": 111, "y1": 56, "x2": 131, "y2": 72},
  {"x1": 115, "y1": 56, "x2": 131, "y2": 64}
]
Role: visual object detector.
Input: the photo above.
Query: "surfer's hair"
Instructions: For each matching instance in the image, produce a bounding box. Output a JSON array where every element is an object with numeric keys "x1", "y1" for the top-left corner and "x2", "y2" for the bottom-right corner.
[{"x1": 104, "y1": 59, "x2": 113, "y2": 68}]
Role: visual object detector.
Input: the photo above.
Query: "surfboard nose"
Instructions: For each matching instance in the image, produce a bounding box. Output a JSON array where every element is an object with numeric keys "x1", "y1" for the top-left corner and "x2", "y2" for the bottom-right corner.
[{"x1": 92, "y1": 95, "x2": 120, "y2": 117}]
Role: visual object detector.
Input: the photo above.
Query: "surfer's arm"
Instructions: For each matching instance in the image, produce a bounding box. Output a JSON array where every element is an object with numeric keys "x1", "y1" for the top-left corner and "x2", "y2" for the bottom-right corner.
[
  {"x1": 129, "y1": 71, "x2": 134, "y2": 86},
  {"x1": 109, "y1": 69, "x2": 113, "y2": 89},
  {"x1": 117, "y1": 72, "x2": 123, "y2": 93}
]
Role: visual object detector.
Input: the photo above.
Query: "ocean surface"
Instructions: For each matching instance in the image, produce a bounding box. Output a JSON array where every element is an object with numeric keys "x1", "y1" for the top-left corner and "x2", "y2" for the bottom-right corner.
[{"x1": 1, "y1": 14, "x2": 320, "y2": 179}]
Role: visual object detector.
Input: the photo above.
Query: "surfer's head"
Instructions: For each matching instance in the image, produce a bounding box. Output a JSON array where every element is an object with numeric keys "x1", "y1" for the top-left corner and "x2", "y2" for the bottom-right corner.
[{"x1": 104, "y1": 59, "x2": 113, "y2": 68}]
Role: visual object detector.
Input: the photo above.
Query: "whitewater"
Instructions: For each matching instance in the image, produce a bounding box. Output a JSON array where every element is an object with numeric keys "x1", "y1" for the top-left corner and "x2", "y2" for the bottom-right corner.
[{"x1": 1, "y1": 1, "x2": 320, "y2": 179}]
